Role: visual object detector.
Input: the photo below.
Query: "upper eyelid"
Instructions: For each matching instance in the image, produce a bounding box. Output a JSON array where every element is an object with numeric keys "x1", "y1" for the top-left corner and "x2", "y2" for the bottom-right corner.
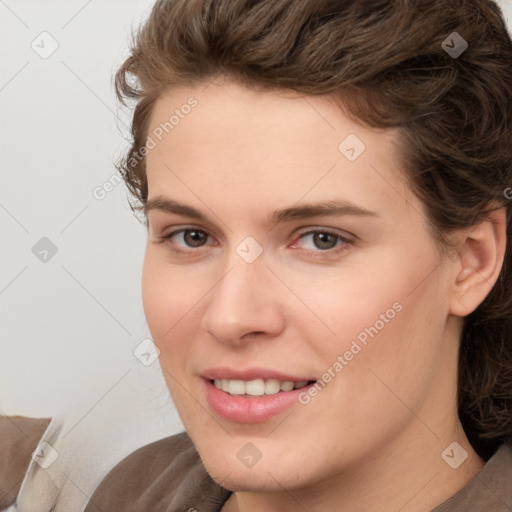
[
  {"x1": 160, "y1": 225, "x2": 348, "y2": 237},
  {"x1": 161, "y1": 225, "x2": 216, "y2": 239},
  {"x1": 295, "y1": 227, "x2": 352, "y2": 238}
]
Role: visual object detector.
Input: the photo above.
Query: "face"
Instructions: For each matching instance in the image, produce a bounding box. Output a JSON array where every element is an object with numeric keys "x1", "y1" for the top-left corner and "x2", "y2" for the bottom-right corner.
[{"x1": 142, "y1": 78, "x2": 460, "y2": 492}]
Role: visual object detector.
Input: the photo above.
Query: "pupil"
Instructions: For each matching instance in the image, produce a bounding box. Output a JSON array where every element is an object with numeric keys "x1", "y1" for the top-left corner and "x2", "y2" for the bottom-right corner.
[
  {"x1": 185, "y1": 230, "x2": 206, "y2": 247},
  {"x1": 314, "y1": 232, "x2": 336, "y2": 250}
]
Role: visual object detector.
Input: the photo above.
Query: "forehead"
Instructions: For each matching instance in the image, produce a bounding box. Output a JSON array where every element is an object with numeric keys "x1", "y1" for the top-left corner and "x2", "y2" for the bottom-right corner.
[{"x1": 145, "y1": 79, "x2": 418, "y2": 225}]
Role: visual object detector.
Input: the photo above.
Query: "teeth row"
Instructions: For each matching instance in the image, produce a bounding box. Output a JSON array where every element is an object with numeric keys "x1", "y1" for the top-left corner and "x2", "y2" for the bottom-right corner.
[{"x1": 213, "y1": 378, "x2": 310, "y2": 396}]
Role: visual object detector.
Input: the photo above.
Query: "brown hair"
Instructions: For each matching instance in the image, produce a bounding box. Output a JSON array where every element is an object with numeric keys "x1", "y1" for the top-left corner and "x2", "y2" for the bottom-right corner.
[{"x1": 115, "y1": 0, "x2": 512, "y2": 459}]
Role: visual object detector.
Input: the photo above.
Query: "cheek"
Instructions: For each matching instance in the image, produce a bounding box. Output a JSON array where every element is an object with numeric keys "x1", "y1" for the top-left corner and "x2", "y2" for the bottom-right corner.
[
  {"x1": 141, "y1": 266, "x2": 190, "y2": 405},
  {"x1": 289, "y1": 246, "x2": 447, "y2": 395},
  {"x1": 141, "y1": 249, "x2": 206, "y2": 341},
  {"x1": 141, "y1": 252, "x2": 201, "y2": 406},
  {"x1": 141, "y1": 254, "x2": 171, "y2": 341},
  {"x1": 284, "y1": 262, "x2": 406, "y2": 350}
]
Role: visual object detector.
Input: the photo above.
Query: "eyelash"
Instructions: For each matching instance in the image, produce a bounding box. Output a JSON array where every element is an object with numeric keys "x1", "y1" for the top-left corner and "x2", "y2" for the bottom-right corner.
[{"x1": 158, "y1": 227, "x2": 353, "y2": 259}]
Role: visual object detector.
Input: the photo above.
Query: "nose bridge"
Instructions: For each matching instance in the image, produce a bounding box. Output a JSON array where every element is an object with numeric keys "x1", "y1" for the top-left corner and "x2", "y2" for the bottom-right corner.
[{"x1": 201, "y1": 245, "x2": 284, "y2": 344}]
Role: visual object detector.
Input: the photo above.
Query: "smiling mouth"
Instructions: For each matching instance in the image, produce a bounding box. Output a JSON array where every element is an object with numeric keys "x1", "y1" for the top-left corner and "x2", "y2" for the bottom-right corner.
[{"x1": 210, "y1": 378, "x2": 316, "y2": 396}]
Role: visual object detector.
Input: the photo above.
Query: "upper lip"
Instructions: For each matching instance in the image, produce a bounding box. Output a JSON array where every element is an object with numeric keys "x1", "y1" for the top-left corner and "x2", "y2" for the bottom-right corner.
[{"x1": 201, "y1": 367, "x2": 317, "y2": 382}]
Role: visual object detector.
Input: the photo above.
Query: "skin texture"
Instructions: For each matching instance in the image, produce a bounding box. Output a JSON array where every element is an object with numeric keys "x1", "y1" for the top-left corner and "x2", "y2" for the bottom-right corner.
[{"x1": 141, "y1": 77, "x2": 506, "y2": 512}]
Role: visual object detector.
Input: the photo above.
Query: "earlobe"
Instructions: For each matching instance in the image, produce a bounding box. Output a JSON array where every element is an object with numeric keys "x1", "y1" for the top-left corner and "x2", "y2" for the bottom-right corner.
[{"x1": 449, "y1": 207, "x2": 507, "y2": 317}]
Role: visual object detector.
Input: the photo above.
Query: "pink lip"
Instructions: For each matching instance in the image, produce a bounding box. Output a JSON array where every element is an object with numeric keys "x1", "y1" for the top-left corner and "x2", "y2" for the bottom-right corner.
[
  {"x1": 201, "y1": 366, "x2": 316, "y2": 382},
  {"x1": 202, "y1": 378, "x2": 317, "y2": 424}
]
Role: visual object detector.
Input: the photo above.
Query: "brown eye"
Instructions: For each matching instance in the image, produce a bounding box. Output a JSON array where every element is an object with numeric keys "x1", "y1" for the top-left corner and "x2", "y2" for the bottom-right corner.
[
  {"x1": 182, "y1": 229, "x2": 208, "y2": 247},
  {"x1": 290, "y1": 229, "x2": 353, "y2": 258},
  {"x1": 312, "y1": 232, "x2": 339, "y2": 250},
  {"x1": 161, "y1": 228, "x2": 211, "y2": 250}
]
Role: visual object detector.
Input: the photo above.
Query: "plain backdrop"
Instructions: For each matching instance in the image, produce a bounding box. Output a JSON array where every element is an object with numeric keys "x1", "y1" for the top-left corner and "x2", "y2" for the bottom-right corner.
[
  {"x1": 1, "y1": 2, "x2": 189, "y2": 507},
  {"x1": 1, "y1": 0, "x2": 512, "y2": 494},
  {"x1": 1, "y1": 0, "x2": 184, "y2": 451}
]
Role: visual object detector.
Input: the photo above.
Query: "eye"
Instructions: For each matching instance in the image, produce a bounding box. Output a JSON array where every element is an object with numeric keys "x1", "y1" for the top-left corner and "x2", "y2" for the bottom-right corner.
[
  {"x1": 157, "y1": 226, "x2": 352, "y2": 259},
  {"x1": 299, "y1": 231, "x2": 339, "y2": 250},
  {"x1": 161, "y1": 228, "x2": 213, "y2": 249},
  {"x1": 290, "y1": 229, "x2": 352, "y2": 254}
]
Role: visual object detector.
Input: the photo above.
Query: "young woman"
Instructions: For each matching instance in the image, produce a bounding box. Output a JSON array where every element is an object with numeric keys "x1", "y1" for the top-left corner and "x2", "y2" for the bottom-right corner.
[{"x1": 85, "y1": 0, "x2": 512, "y2": 510}]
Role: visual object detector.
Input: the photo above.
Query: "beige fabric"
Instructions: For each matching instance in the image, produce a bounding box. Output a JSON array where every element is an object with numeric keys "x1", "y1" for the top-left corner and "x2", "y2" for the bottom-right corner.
[
  {"x1": 86, "y1": 431, "x2": 512, "y2": 512},
  {"x1": 0, "y1": 416, "x2": 51, "y2": 510},
  {"x1": 10, "y1": 411, "x2": 172, "y2": 512}
]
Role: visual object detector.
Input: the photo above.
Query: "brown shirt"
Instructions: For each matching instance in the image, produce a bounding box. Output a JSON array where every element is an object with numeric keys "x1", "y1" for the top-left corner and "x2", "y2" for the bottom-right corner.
[{"x1": 85, "y1": 432, "x2": 512, "y2": 512}]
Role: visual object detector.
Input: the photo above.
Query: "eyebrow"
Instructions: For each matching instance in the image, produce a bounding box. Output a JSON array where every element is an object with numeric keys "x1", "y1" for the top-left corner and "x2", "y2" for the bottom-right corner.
[{"x1": 144, "y1": 195, "x2": 379, "y2": 226}]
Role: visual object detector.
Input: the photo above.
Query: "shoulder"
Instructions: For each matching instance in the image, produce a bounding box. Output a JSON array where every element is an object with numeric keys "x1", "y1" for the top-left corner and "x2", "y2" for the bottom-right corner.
[{"x1": 85, "y1": 431, "x2": 231, "y2": 512}]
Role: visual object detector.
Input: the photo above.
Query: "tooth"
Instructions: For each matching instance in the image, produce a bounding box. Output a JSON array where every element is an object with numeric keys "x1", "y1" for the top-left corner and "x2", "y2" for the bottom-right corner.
[
  {"x1": 218, "y1": 378, "x2": 308, "y2": 395},
  {"x1": 280, "y1": 380, "x2": 294, "y2": 392},
  {"x1": 228, "y1": 379, "x2": 245, "y2": 395},
  {"x1": 246, "y1": 378, "x2": 265, "y2": 395},
  {"x1": 264, "y1": 379, "x2": 281, "y2": 395}
]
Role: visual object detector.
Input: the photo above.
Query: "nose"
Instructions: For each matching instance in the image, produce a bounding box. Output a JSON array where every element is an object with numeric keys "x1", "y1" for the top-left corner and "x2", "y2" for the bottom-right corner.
[{"x1": 200, "y1": 257, "x2": 286, "y2": 346}]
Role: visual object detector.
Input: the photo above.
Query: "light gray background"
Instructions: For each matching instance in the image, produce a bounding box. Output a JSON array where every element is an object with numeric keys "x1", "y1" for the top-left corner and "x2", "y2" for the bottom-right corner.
[
  {"x1": 1, "y1": 0, "x2": 183, "y2": 449},
  {"x1": 1, "y1": 0, "x2": 511, "y2": 493}
]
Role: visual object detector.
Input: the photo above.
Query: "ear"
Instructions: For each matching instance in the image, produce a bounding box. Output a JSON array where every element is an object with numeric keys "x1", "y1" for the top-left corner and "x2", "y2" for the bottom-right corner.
[{"x1": 449, "y1": 207, "x2": 507, "y2": 317}]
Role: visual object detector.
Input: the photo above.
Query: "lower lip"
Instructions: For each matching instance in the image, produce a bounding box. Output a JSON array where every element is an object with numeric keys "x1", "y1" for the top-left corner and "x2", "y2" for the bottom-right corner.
[{"x1": 202, "y1": 378, "x2": 315, "y2": 424}]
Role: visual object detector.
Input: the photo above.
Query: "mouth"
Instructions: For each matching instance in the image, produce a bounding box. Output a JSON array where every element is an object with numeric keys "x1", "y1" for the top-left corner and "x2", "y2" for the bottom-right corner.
[
  {"x1": 202, "y1": 377, "x2": 319, "y2": 423},
  {"x1": 209, "y1": 378, "x2": 316, "y2": 397}
]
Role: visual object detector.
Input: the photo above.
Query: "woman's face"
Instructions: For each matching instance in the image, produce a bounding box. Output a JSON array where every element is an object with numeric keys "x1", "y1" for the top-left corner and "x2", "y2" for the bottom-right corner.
[{"x1": 142, "y1": 78, "x2": 462, "y2": 492}]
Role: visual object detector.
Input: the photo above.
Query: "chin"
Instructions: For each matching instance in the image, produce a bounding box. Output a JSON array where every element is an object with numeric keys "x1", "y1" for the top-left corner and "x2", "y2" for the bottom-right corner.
[
  {"x1": 197, "y1": 442, "x2": 315, "y2": 493},
  {"x1": 206, "y1": 462, "x2": 304, "y2": 493}
]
